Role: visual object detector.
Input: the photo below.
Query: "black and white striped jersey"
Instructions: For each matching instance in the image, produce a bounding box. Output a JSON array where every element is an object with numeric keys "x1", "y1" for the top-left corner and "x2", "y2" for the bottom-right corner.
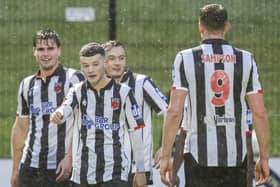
[
  {"x1": 58, "y1": 79, "x2": 145, "y2": 184},
  {"x1": 172, "y1": 39, "x2": 262, "y2": 167},
  {"x1": 120, "y1": 71, "x2": 168, "y2": 173},
  {"x1": 16, "y1": 64, "x2": 85, "y2": 169}
]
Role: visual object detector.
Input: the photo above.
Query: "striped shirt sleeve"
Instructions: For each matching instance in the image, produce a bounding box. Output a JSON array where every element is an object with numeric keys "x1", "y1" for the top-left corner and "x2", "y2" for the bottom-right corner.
[
  {"x1": 56, "y1": 86, "x2": 78, "y2": 122},
  {"x1": 16, "y1": 80, "x2": 29, "y2": 117},
  {"x1": 143, "y1": 78, "x2": 168, "y2": 114},
  {"x1": 125, "y1": 89, "x2": 145, "y2": 131},
  {"x1": 246, "y1": 56, "x2": 262, "y2": 95},
  {"x1": 172, "y1": 53, "x2": 189, "y2": 91}
]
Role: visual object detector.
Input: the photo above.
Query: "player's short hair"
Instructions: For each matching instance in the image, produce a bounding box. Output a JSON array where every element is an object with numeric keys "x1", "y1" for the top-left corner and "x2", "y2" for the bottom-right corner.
[
  {"x1": 79, "y1": 42, "x2": 105, "y2": 57},
  {"x1": 102, "y1": 40, "x2": 125, "y2": 52},
  {"x1": 33, "y1": 29, "x2": 61, "y2": 47},
  {"x1": 199, "y1": 4, "x2": 228, "y2": 32}
]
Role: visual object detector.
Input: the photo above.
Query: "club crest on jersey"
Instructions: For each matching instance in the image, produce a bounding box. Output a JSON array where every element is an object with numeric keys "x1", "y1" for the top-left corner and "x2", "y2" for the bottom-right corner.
[
  {"x1": 131, "y1": 104, "x2": 142, "y2": 120},
  {"x1": 111, "y1": 97, "x2": 120, "y2": 110},
  {"x1": 54, "y1": 82, "x2": 62, "y2": 93},
  {"x1": 82, "y1": 99, "x2": 87, "y2": 106}
]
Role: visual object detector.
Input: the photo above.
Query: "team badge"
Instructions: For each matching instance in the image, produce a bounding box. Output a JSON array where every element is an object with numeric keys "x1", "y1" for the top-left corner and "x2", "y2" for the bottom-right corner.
[
  {"x1": 111, "y1": 97, "x2": 120, "y2": 110},
  {"x1": 54, "y1": 82, "x2": 62, "y2": 93},
  {"x1": 82, "y1": 99, "x2": 87, "y2": 106}
]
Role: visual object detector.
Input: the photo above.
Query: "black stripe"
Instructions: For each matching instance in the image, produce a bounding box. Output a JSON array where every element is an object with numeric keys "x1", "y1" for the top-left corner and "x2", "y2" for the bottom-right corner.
[
  {"x1": 39, "y1": 78, "x2": 50, "y2": 169},
  {"x1": 74, "y1": 70, "x2": 86, "y2": 82},
  {"x1": 112, "y1": 83, "x2": 122, "y2": 180},
  {"x1": 179, "y1": 53, "x2": 189, "y2": 88},
  {"x1": 23, "y1": 76, "x2": 36, "y2": 167},
  {"x1": 193, "y1": 46, "x2": 207, "y2": 166},
  {"x1": 246, "y1": 56, "x2": 254, "y2": 93},
  {"x1": 212, "y1": 44, "x2": 227, "y2": 166},
  {"x1": 20, "y1": 81, "x2": 29, "y2": 115},
  {"x1": 233, "y1": 48, "x2": 243, "y2": 166},
  {"x1": 56, "y1": 70, "x2": 66, "y2": 166},
  {"x1": 95, "y1": 89, "x2": 105, "y2": 183},
  {"x1": 80, "y1": 83, "x2": 89, "y2": 184},
  {"x1": 127, "y1": 73, "x2": 136, "y2": 92}
]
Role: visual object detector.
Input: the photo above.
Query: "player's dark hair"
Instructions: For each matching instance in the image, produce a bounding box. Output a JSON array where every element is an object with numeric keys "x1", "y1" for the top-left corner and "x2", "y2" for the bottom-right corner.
[
  {"x1": 199, "y1": 4, "x2": 228, "y2": 32},
  {"x1": 79, "y1": 42, "x2": 105, "y2": 57},
  {"x1": 103, "y1": 40, "x2": 125, "y2": 52},
  {"x1": 33, "y1": 29, "x2": 61, "y2": 47}
]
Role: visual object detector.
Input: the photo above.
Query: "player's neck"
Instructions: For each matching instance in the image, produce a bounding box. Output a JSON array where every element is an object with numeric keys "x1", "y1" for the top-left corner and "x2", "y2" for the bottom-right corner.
[
  {"x1": 39, "y1": 63, "x2": 59, "y2": 79},
  {"x1": 91, "y1": 76, "x2": 111, "y2": 93},
  {"x1": 201, "y1": 31, "x2": 225, "y2": 41}
]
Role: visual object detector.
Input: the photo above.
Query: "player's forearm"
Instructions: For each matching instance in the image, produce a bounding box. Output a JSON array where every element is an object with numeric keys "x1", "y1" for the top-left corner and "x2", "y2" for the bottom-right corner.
[
  {"x1": 129, "y1": 130, "x2": 145, "y2": 172},
  {"x1": 161, "y1": 110, "x2": 182, "y2": 158},
  {"x1": 11, "y1": 123, "x2": 27, "y2": 172},
  {"x1": 253, "y1": 112, "x2": 269, "y2": 160}
]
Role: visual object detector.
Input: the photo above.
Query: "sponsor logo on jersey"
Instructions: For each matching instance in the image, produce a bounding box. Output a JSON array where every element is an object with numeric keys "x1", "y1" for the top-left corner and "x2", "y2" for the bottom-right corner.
[
  {"x1": 82, "y1": 115, "x2": 94, "y2": 129},
  {"x1": 155, "y1": 87, "x2": 167, "y2": 101},
  {"x1": 95, "y1": 116, "x2": 120, "y2": 130},
  {"x1": 213, "y1": 115, "x2": 235, "y2": 126},
  {"x1": 30, "y1": 102, "x2": 55, "y2": 116},
  {"x1": 41, "y1": 102, "x2": 55, "y2": 115},
  {"x1": 111, "y1": 97, "x2": 120, "y2": 110},
  {"x1": 30, "y1": 104, "x2": 40, "y2": 117},
  {"x1": 131, "y1": 104, "x2": 142, "y2": 120},
  {"x1": 82, "y1": 115, "x2": 120, "y2": 130}
]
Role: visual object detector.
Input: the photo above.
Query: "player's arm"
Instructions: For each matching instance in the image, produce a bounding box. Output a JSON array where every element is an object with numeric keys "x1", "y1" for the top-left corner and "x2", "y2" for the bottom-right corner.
[
  {"x1": 246, "y1": 93, "x2": 269, "y2": 185},
  {"x1": 246, "y1": 56, "x2": 270, "y2": 185},
  {"x1": 51, "y1": 87, "x2": 78, "y2": 124},
  {"x1": 125, "y1": 90, "x2": 147, "y2": 186},
  {"x1": 11, "y1": 116, "x2": 29, "y2": 187},
  {"x1": 160, "y1": 89, "x2": 187, "y2": 186},
  {"x1": 142, "y1": 78, "x2": 168, "y2": 115}
]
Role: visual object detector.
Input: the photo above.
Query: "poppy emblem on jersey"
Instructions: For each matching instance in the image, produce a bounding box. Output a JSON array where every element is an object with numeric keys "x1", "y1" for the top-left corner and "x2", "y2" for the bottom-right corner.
[
  {"x1": 111, "y1": 98, "x2": 120, "y2": 110},
  {"x1": 54, "y1": 82, "x2": 62, "y2": 93}
]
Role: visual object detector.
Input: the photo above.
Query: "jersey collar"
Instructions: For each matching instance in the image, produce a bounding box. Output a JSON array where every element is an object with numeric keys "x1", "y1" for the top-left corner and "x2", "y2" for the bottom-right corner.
[{"x1": 201, "y1": 38, "x2": 229, "y2": 45}]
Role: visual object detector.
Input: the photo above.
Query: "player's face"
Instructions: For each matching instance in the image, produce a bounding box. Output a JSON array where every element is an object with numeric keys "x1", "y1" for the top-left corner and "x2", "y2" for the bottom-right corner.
[
  {"x1": 105, "y1": 46, "x2": 126, "y2": 81},
  {"x1": 33, "y1": 39, "x2": 61, "y2": 72},
  {"x1": 80, "y1": 54, "x2": 106, "y2": 87}
]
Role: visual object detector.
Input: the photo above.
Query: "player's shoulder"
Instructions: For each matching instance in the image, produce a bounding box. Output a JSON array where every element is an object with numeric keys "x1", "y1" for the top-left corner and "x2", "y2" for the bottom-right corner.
[
  {"x1": 21, "y1": 74, "x2": 36, "y2": 84},
  {"x1": 233, "y1": 46, "x2": 254, "y2": 57},
  {"x1": 133, "y1": 72, "x2": 148, "y2": 81}
]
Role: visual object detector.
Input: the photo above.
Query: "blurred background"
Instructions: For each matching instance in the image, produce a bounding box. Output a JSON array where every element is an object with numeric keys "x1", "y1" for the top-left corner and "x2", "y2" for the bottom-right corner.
[{"x1": 0, "y1": 0, "x2": 279, "y2": 185}]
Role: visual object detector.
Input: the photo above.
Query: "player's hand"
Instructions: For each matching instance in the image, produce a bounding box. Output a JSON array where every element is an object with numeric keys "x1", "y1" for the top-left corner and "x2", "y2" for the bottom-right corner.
[
  {"x1": 255, "y1": 158, "x2": 269, "y2": 186},
  {"x1": 56, "y1": 153, "x2": 72, "y2": 182},
  {"x1": 153, "y1": 147, "x2": 162, "y2": 169},
  {"x1": 160, "y1": 157, "x2": 173, "y2": 186},
  {"x1": 50, "y1": 111, "x2": 63, "y2": 124},
  {"x1": 133, "y1": 172, "x2": 147, "y2": 187},
  {"x1": 11, "y1": 169, "x2": 19, "y2": 187}
]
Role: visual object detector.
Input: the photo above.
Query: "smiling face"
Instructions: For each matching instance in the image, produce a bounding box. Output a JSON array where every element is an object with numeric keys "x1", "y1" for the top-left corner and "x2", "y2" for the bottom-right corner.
[
  {"x1": 33, "y1": 39, "x2": 61, "y2": 73},
  {"x1": 80, "y1": 54, "x2": 106, "y2": 88},
  {"x1": 104, "y1": 46, "x2": 127, "y2": 82}
]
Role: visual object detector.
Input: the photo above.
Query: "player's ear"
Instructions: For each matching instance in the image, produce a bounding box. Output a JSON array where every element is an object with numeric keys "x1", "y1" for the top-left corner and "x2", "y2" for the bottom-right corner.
[
  {"x1": 224, "y1": 21, "x2": 231, "y2": 33},
  {"x1": 199, "y1": 21, "x2": 205, "y2": 34}
]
